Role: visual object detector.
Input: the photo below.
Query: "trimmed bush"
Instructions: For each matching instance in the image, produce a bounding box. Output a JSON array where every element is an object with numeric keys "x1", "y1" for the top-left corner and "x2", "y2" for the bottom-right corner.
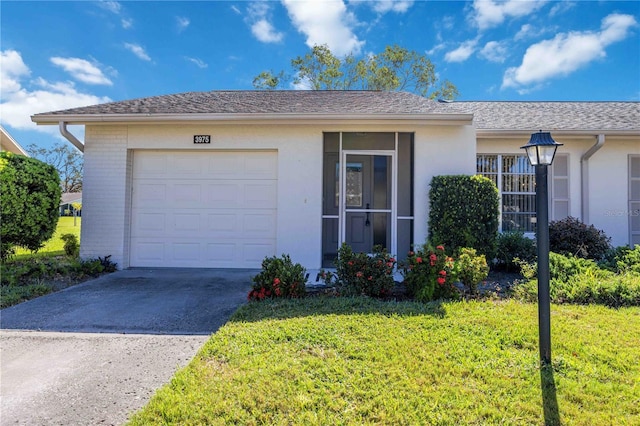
[
  {"x1": 495, "y1": 231, "x2": 536, "y2": 271},
  {"x1": 60, "y1": 233, "x2": 80, "y2": 257},
  {"x1": 456, "y1": 247, "x2": 489, "y2": 294},
  {"x1": 0, "y1": 152, "x2": 61, "y2": 259},
  {"x1": 328, "y1": 243, "x2": 396, "y2": 298},
  {"x1": 249, "y1": 254, "x2": 306, "y2": 301},
  {"x1": 428, "y1": 175, "x2": 499, "y2": 259},
  {"x1": 549, "y1": 216, "x2": 611, "y2": 260}
]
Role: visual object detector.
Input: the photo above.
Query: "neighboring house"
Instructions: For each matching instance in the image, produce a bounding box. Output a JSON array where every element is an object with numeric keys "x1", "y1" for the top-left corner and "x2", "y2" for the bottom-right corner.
[
  {"x1": 0, "y1": 125, "x2": 29, "y2": 156},
  {"x1": 31, "y1": 91, "x2": 640, "y2": 270},
  {"x1": 60, "y1": 192, "x2": 82, "y2": 216}
]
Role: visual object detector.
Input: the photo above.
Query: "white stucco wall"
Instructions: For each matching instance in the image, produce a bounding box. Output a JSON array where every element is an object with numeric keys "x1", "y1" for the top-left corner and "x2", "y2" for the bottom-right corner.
[
  {"x1": 477, "y1": 134, "x2": 640, "y2": 247},
  {"x1": 81, "y1": 121, "x2": 474, "y2": 269},
  {"x1": 587, "y1": 137, "x2": 640, "y2": 247}
]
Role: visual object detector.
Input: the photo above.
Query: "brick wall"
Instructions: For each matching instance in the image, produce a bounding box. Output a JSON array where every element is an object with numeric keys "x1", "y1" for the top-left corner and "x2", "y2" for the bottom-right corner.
[{"x1": 80, "y1": 126, "x2": 129, "y2": 268}]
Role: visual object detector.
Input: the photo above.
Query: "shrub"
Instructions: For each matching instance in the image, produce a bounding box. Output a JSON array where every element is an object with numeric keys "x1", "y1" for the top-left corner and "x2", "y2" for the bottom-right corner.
[
  {"x1": 599, "y1": 245, "x2": 640, "y2": 274},
  {"x1": 512, "y1": 271, "x2": 640, "y2": 308},
  {"x1": 549, "y1": 216, "x2": 611, "y2": 260},
  {"x1": 328, "y1": 243, "x2": 396, "y2": 298},
  {"x1": 428, "y1": 175, "x2": 499, "y2": 259},
  {"x1": 60, "y1": 233, "x2": 80, "y2": 257},
  {"x1": 249, "y1": 254, "x2": 306, "y2": 301},
  {"x1": 456, "y1": 247, "x2": 489, "y2": 294},
  {"x1": 0, "y1": 152, "x2": 61, "y2": 259},
  {"x1": 401, "y1": 244, "x2": 457, "y2": 302},
  {"x1": 517, "y1": 251, "x2": 602, "y2": 282},
  {"x1": 495, "y1": 231, "x2": 536, "y2": 271}
]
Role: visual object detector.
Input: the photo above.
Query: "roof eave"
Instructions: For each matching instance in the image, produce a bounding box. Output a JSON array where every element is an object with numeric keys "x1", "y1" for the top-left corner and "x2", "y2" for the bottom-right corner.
[
  {"x1": 31, "y1": 112, "x2": 474, "y2": 126},
  {"x1": 476, "y1": 129, "x2": 640, "y2": 138}
]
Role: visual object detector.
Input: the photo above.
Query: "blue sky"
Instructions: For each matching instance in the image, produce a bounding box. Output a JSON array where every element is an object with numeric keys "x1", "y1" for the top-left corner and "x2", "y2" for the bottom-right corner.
[{"x1": 1, "y1": 0, "x2": 639, "y2": 150}]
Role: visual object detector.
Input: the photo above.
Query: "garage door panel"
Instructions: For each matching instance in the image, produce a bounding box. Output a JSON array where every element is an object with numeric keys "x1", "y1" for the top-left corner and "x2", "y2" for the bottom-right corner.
[
  {"x1": 131, "y1": 151, "x2": 277, "y2": 268},
  {"x1": 244, "y1": 183, "x2": 277, "y2": 208}
]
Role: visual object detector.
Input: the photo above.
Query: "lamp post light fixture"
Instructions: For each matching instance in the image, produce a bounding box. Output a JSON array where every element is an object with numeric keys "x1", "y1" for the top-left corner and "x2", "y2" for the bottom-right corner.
[{"x1": 521, "y1": 131, "x2": 563, "y2": 366}]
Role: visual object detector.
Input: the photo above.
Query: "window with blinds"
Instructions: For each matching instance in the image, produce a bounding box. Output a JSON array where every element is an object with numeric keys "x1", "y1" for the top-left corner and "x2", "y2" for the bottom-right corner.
[{"x1": 477, "y1": 153, "x2": 570, "y2": 233}]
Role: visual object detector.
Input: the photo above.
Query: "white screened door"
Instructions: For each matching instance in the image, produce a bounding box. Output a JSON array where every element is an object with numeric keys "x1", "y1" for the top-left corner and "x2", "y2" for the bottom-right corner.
[{"x1": 130, "y1": 150, "x2": 277, "y2": 268}]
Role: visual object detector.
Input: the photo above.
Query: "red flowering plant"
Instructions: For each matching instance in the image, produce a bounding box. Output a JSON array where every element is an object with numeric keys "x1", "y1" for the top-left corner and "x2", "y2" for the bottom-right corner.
[
  {"x1": 248, "y1": 254, "x2": 306, "y2": 301},
  {"x1": 328, "y1": 243, "x2": 396, "y2": 297},
  {"x1": 400, "y1": 244, "x2": 458, "y2": 302}
]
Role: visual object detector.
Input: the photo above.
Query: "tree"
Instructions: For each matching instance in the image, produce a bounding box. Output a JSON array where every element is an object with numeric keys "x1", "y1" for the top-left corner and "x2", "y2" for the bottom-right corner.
[
  {"x1": 27, "y1": 143, "x2": 83, "y2": 193},
  {"x1": 0, "y1": 152, "x2": 61, "y2": 259},
  {"x1": 253, "y1": 44, "x2": 459, "y2": 100}
]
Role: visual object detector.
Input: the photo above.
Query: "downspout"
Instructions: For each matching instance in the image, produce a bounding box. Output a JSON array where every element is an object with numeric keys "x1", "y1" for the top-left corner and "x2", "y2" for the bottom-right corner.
[
  {"x1": 59, "y1": 121, "x2": 84, "y2": 153},
  {"x1": 580, "y1": 134, "x2": 605, "y2": 224}
]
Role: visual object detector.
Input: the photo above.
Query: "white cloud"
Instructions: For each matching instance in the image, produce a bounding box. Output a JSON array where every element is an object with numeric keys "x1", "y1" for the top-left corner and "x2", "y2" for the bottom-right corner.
[
  {"x1": 98, "y1": 0, "x2": 121, "y2": 14},
  {"x1": 0, "y1": 50, "x2": 30, "y2": 95},
  {"x1": 177, "y1": 16, "x2": 190, "y2": 32},
  {"x1": 185, "y1": 57, "x2": 208, "y2": 69},
  {"x1": 121, "y1": 18, "x2": 133, "y2": 29},
  {"x1": 282, "y1": 0, "x2": 364, "y2": 56},
  {"x1": 252, "y1": 19, "x2": 284, "y2": 43},
  {"x1": 479, "y1": 40, "x2": 508, "y2": 63},
  {"x1": 0, "y1": 50, "x2": 110, "y2": 135},
  {"x1": 471, "y1": 0, "x2": 547, "y2": 30},
  {"x1": 549, "y1": 1, "x2": 575, "y2": 17},
  {"x1": 444, "y1": 39, "x2": 478, "y2": 63},
  {"x1": 50, "y1": 57, "x2": 113, "y2": 86},
  {"x1": 246, "y1": 2, "x2": 284, "y2": 43},
  {"x1": 503, "y1": 13, "x2": 638, "y2": 89},
  {"x1": 426, "y1": 42, "x2": 446, "y2": 56},
  {"x1": 370, "y1": 0, "x2": 414, "y2": 14},
  {"x1": 124, "y1": 43, "x2": 151, "y2": 61}
]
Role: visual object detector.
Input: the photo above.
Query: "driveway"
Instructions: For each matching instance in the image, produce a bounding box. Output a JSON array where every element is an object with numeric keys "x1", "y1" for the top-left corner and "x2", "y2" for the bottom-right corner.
[{"x1": 0, "y1": 268, "x2": 254, "y2": 425}]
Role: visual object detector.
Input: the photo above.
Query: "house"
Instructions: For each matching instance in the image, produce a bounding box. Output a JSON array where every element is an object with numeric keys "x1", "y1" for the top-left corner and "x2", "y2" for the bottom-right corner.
[
  {"x1": 31, "y1": 91, "x2": 640, "y2": 270},
  {"x1": 60, "y1": 192, "x2": 82, "y2": 216},
  {"x1": 0, "y1": 125, "x2": 29, "y2": 156}
]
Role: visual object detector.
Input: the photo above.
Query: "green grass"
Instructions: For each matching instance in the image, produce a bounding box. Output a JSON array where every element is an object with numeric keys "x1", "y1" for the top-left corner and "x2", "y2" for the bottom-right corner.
[
  {"x1": 128, "y1": 298, "x2": 640, "y2": 425},
  {"x1": 14, "y1": 216, "x2": 81, "y2": 259},
  {"x1": 13, "y1": 216, "x2": 82, "y2": 260}
]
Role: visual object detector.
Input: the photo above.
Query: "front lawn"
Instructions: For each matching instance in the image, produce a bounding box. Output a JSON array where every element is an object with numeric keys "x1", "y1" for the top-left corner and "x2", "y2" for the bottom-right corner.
[
  {"x1": 14, "y1": 216, "x2": 81, "y2": 259},
  {"x1": 128, "y1": 298, "x2": 640, "y2": 425}
]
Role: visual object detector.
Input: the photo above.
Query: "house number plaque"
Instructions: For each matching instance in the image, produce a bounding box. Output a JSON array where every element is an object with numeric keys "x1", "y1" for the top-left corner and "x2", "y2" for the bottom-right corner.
[{"x1": 193, "y1": 135, "x2": 211, "y2": 144}]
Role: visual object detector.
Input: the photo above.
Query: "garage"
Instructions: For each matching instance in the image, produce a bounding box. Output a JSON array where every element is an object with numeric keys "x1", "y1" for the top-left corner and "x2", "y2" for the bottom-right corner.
[{"x1": 130, "y1": 150, "x2": 277, "y2": 268}]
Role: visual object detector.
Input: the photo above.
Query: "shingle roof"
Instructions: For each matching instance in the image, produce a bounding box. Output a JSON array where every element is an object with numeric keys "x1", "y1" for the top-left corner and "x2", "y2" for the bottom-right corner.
[
  {"x1": 458, "y1": 101, "x2": 639, "y2": 132},
  {"x1": 33, "y1": 90, "x2": 460, "y2": 116},
  {"x1": 32, "y1": 90, "x2": 639, "y2": 133}
]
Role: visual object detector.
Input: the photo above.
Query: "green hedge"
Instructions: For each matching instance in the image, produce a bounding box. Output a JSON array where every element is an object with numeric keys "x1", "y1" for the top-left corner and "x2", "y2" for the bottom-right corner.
[
  {"x1": 428, "y1": 175, "x2": 499, "y2": 258},
  {"x1": 0, "y1": 152, "x2": 61, "y2": 259}
]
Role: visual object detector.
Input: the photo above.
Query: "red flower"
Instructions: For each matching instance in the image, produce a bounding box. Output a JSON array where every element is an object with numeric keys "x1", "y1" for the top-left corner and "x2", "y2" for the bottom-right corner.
[
  {"x1": 408, "y1": 251, "x2": 414, "y2": 256},
  {"x1": 437, "y1": 245, "x2": 445, "y2": 251},
  {"x1": 273, "y1": 277, "x2": 281, "y2": 286},
  {"x1": 348, "y1": 261, "x2": 354, "y2": 266},
  {"x1": 275, "y1": 287, "x2": 282, "y2": 296},
  {"x1": 356, "y1": 271, "x2": 363, "y2": 278},
  {"x1": 430, "y1": 254, "x2": 437, "y2": 261},
  {"x1": 368, "y1": 276, "x2": 373, "y2": 281},
  {"x1": 439, "y1": 270, "x2": 446, "y2": 277},
  {"x1": 389, "y1": 258, "x2": 395, "y2": 263},
  {"x1": 416, "y1": 257, "x2": 423, "y2": 264},
  {"x1": 437, "y1": 277, "x2": 446, "y2": 285}
]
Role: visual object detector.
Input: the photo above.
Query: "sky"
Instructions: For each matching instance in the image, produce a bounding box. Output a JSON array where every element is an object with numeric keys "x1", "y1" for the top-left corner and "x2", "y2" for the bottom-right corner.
[{"x1": 1, "y1": 0, "x2": 639, "y2": 150}]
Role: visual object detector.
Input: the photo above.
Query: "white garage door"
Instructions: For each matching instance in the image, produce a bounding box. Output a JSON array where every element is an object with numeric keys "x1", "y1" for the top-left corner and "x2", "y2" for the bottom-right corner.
[{"x1": 130, "y1": 150, "x2": 277, "y2": 268}]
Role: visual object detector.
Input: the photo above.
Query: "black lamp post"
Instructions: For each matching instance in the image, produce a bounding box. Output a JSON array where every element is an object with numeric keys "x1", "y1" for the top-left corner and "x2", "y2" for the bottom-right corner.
[{"x1": 521, "y1": 131, "x2": 563, "y2": 366}]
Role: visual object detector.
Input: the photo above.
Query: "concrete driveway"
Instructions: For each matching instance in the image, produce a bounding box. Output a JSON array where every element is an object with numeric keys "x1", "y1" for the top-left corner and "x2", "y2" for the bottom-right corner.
[{"x1": 0, "y1": 268, "x2": 254, "y2": 425}]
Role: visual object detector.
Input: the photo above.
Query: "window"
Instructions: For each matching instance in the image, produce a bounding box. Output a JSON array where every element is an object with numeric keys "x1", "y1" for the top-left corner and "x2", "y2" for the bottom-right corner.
[{"x1": 477, "y1": 154, "x2": 570, "y2": 233}]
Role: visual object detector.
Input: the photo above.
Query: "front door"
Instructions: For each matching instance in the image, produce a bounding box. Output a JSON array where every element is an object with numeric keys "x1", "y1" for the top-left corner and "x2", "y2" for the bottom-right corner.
[{"x1": 342, "y1": 153, "x2": 393, "y2": 254}]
